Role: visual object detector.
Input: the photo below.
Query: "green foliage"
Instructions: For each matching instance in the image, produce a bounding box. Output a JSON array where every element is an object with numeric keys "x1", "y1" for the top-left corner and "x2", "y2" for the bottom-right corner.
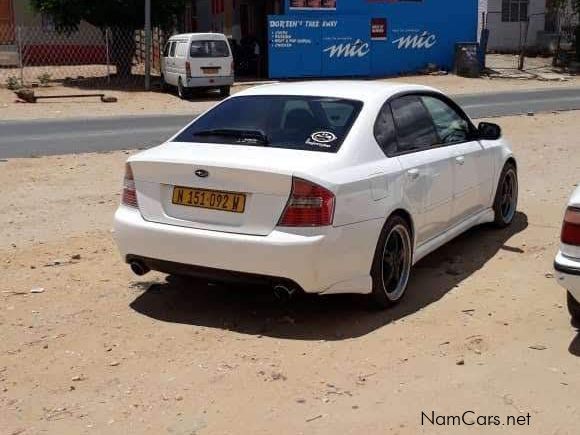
[
  {"x1": 30, "y1": 0, "x2": 187, "y2": 31},
  {"x1": 5, "y1": 76, "x2": 22, "y2": 90},
  {"x1": 37, "y1": 73, "x2": 52, "y2": 86}
]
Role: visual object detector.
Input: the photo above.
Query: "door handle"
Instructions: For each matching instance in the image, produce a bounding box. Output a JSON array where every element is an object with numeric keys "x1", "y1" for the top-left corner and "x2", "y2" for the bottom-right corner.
[
  {"x1": 455, "y1": 156, "x2": 465, "y2": 165},
  {"x1": 407, "y1": 168, "x2": 420, "y2": 180}
]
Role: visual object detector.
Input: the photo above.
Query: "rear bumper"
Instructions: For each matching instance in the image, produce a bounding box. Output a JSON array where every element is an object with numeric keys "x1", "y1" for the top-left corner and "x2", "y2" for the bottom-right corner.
[
  {"x1": 554, "y1": 250, "x2": 580, "y2": 302},
  {"x1": 113, "y1": 206, "x2": 378, "y2": 294},
  {"x1": 186, "y1": 76, "x2": 233, "y2": 88}
]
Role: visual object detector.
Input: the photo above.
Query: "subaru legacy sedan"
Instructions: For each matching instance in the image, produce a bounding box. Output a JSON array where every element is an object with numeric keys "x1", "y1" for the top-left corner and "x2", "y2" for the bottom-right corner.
[{"x1": 113, "y1": 81, "x2": 518, "y2": 308}]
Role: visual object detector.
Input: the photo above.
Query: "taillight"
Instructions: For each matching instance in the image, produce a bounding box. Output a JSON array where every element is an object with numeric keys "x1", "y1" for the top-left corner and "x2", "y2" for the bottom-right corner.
[
  {"x1": 185, "y1": 61, "x2": 191, "y2": 78},
  {"x1": 231, "y1": 59, "x2": 235, "y2": 75},
  {"x1": 562, "y1": 207, "x2": 580, "y2": 245},
  {"x1": 121, "y1": 163, "x2": 138, "y2": 208},
  {"x1": 278, "y1": 177, "x2": 335, "y2": 227}
]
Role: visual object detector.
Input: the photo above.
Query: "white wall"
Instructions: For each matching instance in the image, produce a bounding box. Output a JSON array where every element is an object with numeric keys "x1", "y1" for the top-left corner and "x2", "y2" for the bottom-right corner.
[
  {"x1": 486, "y1": 0, "x2": 546, "y2": 51},
  {"x1": 478, "y1": 0, "x2": 488, "y2": 41}
]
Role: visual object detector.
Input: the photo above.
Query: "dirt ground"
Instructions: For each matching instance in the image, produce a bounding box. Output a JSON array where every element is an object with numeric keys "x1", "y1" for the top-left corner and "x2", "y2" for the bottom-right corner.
[
  {"x1": 1, "y1": 71, "x2": 580, "y2": 121},
  {"x1": 1, "y1": 112, "x2": 579, "y2": 434}
]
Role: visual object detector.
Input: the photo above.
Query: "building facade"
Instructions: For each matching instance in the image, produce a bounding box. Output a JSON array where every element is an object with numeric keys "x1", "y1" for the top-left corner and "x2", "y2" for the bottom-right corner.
[
  {"x1": 268, "y1": 0, "x2": 479, "y2": 79},
  {"x1": 0, "y1": 0, "x2": 105, "y2": 66},
  {"x1": 484, "y1": 0, "x2": 577, "y2": 52}
]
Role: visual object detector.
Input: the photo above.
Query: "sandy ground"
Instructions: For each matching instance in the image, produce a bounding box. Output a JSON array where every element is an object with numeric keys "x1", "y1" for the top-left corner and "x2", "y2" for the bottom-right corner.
[
  {"x1": 1, "y1": 112, "x2": 579, "y2": 434},
  {"x1": 1, "y1": 72, "x2": 580, "y2": 121}
]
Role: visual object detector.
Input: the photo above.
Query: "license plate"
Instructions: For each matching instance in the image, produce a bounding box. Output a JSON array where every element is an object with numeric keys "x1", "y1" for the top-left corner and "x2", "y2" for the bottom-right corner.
[
  {"x1": 172, "y1": 186, "x2": 246, "y2": 213},
  {"x1": 202, "y1": 67, "x2": 219, "y2": 75}
]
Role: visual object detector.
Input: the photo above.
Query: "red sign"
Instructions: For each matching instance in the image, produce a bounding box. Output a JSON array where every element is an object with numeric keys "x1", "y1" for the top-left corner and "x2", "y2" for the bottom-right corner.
[
  {"x1": 371, "y1": 18, "x2": 388, "y2": 40},
  {"x1": 290, "y1": 0, "x2": 336, "y2": 9}
]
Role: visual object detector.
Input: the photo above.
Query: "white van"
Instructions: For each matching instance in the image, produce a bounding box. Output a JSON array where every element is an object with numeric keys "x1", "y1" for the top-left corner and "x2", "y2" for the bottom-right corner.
[{"x1": 161, "y1": 33, "x2": 234, "y2": 99}]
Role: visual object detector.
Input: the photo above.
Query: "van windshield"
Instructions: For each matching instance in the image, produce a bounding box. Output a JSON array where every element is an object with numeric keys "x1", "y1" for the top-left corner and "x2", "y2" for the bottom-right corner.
[
  {"x1": 190, "y1": 40, "x2": 230, "y2": 58},
  {"x1": 173, "y1": 95, "x2": 363, "y2": 153}
]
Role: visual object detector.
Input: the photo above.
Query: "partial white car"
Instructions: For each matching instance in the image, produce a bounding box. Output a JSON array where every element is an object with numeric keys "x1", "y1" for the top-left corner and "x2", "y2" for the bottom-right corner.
[
  {"x1": 113, "y1": 81, "x2": 518, "y2": 308},
  {"x1": 554, "y1": 186, "x2": 580, "y2": 323}
]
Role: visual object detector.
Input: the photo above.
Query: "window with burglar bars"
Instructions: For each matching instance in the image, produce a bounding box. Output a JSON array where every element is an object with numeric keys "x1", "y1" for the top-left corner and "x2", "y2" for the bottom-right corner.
[{"x1": 501, "y1": 0, "x2": 529, "y2": 22}]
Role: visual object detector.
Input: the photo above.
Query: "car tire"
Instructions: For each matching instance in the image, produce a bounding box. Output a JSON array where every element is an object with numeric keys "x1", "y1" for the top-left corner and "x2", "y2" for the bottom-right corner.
[
  {"x1": 568, "y1": 291, "x2": 580, "y2": 323},
  {"x1": 492, "y1": 162, "x2": 518, "y2": 227},
  {"x1": 369, "y1": 215, "x2": 413, "y2": 309},
  {"x1": 220, "y1": 86, "x2": 231, "y2": 97},
  {"x1": 177, "y1": 78, "x2": 190, "y2": 100}
]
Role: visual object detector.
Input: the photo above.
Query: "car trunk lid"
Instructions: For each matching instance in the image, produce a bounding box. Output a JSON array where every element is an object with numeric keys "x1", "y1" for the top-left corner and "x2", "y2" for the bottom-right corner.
[{"x1": 129, "y1": 142, "x2": 333, "y2": 236}]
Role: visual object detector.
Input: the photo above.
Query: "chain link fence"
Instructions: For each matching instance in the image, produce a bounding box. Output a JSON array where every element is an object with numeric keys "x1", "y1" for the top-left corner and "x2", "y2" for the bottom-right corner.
[
  {"x1": 0, "y1": 25, "x2": 167, "y2": 90},
  {"x1": 484, "y1": 9, "x2": 578, "y2": 74}
]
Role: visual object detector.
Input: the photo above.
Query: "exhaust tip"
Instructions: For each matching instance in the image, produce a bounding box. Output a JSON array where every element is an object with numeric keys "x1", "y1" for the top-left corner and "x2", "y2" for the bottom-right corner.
[{"x1": 130, "y1": 261, "x2": 150, "y2": 276}]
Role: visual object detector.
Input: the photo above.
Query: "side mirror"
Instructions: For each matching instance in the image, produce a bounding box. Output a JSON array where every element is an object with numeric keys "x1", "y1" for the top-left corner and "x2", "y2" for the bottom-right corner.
[{"x1": 478, "y1": 122, "x2": 502, "y2": 140}]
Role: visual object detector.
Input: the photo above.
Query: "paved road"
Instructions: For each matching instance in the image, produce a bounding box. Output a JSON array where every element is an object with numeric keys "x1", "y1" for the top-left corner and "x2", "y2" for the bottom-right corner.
[{"x1": 1, "y1": 87, "x2": 580, "y2": 158}]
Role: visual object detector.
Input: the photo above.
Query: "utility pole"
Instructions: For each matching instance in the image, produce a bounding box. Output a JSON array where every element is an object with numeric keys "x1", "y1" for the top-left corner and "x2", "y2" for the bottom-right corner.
[{"x1": 144, "y1": 0, "x2": 152, "y2": 91}]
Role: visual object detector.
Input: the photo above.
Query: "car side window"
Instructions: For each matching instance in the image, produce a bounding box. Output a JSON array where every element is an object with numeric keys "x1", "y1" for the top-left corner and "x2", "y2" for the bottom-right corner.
[
  {"x1": 421, "y1": 96, "x2": 470, "y2": 144},
  {"x1": 390, "y1": 95, "x2": 439, "y2": 153},
  {"x1": 169, "y1": 41, "x2": 176, "y2": 57},
  {"x1": 374, "y1": 103, "x2": 398, "y2": 156}
]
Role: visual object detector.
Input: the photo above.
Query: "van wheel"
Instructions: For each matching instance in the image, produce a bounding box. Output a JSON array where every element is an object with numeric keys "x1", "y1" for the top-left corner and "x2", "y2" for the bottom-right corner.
[
  {"x1": 568, "y1": 291, "x2": 580, "y2": 323},
  {"x1": 369, "y1": 215, "x2": 413, "y2": 309},
  {"x1": 220, "y1": 86, "x2": 231, "y2": 97},
  {"x1": 493, "y1": 162, "x2": 518, "y2": 227},
  {"x1": 177, "y1": 78, "x2": 190, "y2": 100}
]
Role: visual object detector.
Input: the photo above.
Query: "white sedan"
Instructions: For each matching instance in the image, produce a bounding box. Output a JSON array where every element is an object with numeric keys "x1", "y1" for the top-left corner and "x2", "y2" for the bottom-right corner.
[
  {"x1": 113, "y1": 81, "x2": 518, "y2": 308},
  {"x1": 554, "y1": 186, "x2": 580, "y2": 323}
]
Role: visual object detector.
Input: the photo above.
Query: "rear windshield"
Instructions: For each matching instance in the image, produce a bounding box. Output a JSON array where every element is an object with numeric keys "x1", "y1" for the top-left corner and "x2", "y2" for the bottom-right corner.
[
  {"x1": 190, "y1": 40, "x2": 230, "y2": 58},
  {"x1": 173, "y1": 95, "x2": 363, "y2": 153}
]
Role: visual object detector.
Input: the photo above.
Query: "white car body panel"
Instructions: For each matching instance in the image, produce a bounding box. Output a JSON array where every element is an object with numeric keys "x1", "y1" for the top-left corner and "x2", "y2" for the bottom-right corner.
[
  {"x1": 113, "y1": 81, "x2": 516, "y2": 295},
  {"x1": 554, "y1": 186, "x2": 580, "y2": 303}
]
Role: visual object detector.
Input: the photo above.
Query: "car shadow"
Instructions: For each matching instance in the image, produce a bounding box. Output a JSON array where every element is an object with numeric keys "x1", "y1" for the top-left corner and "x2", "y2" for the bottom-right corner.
[
  {"x1": 569, "y1": 320, "x2": 580, "y2": 357},
  {"x1": 130, "y1": 212, "x2": 528, "y2": 340}
]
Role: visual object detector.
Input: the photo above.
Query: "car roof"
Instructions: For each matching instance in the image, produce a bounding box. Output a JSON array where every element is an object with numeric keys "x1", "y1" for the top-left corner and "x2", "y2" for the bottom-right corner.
[
  {"x1": 234, "y1": 80, "x2": 440, "y2": 102},
  {"x1": 168, "y1": 32, "x2": 228, "y2": 41}
]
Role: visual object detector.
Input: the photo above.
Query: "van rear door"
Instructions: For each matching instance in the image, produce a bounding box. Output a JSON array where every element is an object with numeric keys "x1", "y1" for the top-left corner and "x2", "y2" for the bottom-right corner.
[{"x1": 188, "y1": 37, "x2": 232, "y2": 78}]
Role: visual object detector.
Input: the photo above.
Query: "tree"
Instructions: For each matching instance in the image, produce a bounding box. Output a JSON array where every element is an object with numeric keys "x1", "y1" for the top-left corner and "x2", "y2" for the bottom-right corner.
[
  {"x1": 30, "y1": 0, "x2": 187, "y2": 77},
  {"x1": 547, "y1": 0, "x2": 580, "y2": 62}
]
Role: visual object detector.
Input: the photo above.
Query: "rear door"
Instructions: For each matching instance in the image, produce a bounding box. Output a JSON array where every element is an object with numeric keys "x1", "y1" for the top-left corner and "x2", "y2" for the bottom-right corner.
[
  {"x1": 420, "y1": 95, "x2": 493, "y2": 224},
  {"x1": 188, "y1": 37, "x2": 232, "y2": 78},
  {"x1": 388, "y1": 95, "x2": 455, "y2": 245}
]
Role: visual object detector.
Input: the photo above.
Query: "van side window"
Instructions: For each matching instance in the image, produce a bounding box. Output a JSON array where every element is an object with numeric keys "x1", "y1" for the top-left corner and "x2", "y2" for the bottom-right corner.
[
  {"x1": 175, "y1": 42, "x2": 187, "y2": 58},
  {"x1": 169, "y1": 42, "x2": 176, "y2": 57},
  {"x1": 163, "y1": 42, "x2": 171, "y2": 57}
]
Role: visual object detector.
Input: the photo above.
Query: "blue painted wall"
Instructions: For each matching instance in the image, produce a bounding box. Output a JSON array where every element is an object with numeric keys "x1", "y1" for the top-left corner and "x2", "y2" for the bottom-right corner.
[{"x1": 268, "y1": 0, "x2": 478, "y2": 78}]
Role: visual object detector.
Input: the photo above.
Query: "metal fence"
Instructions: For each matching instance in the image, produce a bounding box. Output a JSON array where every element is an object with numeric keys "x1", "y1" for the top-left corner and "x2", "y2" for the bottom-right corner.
[
  {"x1": 0, "y1": 25, "x2": 167, "y2": 90},
  {"x1": 483, "y1": 10, "x2": 577, "y2": 73}
]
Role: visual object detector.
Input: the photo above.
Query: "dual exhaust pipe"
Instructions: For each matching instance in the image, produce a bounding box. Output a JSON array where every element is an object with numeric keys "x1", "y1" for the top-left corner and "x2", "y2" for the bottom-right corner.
[{"x1": 129, "y1": 261, "x2": 297, "y2": 302}]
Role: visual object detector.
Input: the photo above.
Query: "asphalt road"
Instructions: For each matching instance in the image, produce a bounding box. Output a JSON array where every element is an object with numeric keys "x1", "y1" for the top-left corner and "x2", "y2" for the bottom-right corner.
[{"x1": 1, "y1": 87, "x2": 580, "y2": 158}]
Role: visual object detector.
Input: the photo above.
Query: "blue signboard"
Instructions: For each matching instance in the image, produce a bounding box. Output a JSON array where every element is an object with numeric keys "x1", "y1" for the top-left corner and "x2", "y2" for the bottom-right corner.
[{"x1": 268, "y1": 0, "x2": 478, "y2": 78}]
